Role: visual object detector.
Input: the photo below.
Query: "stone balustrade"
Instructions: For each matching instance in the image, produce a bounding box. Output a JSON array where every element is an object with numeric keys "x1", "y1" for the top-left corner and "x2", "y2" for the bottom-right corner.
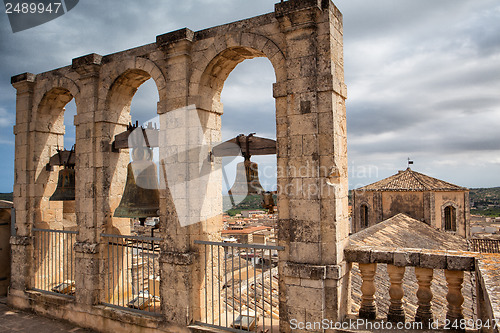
[{"x1": 345, "y1": 246, "x2": 476, "y2": 329}]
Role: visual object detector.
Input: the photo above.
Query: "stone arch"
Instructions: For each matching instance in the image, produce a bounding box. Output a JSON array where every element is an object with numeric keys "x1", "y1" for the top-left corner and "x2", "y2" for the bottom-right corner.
[
  {"x1": 100, "y1": 58, "x2": 167, "y2": 108},
  {"x1": 33, "y1": 76, "x2": 80, "y2": 114},
  {"x1": 32, "y1": 79, "x2": 79, "y2": 229},
  {"x1": 190, "y1": 32, "x2": 286, "y2": 113},
  {"x1": 100, "y1": 60, "x2": 165, "y2": 234}
]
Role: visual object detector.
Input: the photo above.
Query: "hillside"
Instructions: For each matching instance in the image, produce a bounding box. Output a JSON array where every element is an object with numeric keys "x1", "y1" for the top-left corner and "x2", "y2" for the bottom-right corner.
[
  {"x1": 470, "y1": 187, "x2": 500, "y2": 217},
  {"x1": 223, "y1": 194, "x2": 277, "y2": 216}
]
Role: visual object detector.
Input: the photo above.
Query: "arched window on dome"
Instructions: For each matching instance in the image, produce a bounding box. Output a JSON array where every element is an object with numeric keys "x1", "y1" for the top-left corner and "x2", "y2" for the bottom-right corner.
[
  {"x1": 360, "y1": 204, "x2": 369, "y2": 229},
  {"x1": 444, "y1": 205, "x2": 457, "y2": 231}
]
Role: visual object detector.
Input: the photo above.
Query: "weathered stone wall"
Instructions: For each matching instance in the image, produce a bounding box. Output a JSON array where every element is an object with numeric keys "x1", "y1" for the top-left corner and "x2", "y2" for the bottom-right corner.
[{"x1": 382, "y1": 191, "x2": 424, "y2": 222}]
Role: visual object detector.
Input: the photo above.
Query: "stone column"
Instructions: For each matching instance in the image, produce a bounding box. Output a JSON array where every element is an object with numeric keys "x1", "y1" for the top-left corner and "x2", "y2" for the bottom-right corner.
[
  {"x1": 445, "y1": 270, "x2": 465, "y2": 328},
  {"x1": 387, "y1": 264, "x2": 405, "y2": 322},
  {"x1": 415, "y1": 267, "x2": 434, "y2": 326},
  {"x1": 275, "y1": 1, "x2": 349, "y2": 330},
  {"x1": 9, "y1": 73, "x2": 36, "y2": 299},
  {"x1": 71, "y1": 53, "x2": 102, "y2": 306},
  {"x1": 156, "y1": 29, "x2": 222, "y2": 328},
  {"x1": 359, "y1": 263, "x2": 377, "y2": 319}
]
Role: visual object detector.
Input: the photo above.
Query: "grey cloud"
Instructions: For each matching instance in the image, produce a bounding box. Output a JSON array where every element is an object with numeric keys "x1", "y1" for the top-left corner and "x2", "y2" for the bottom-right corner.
[{"x1": 1, "y1": 0, "x2": 499, "y2": 192}]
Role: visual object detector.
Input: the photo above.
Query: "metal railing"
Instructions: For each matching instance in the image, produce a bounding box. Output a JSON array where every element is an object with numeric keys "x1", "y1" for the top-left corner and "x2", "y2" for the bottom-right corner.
[
  {"x1": 194, "y1": 240, "x2": 284, "y2": 333},
  {"x1": 101, "y1": 233, "x2": 161, "y2": 315},
  {"x1": 471, "y1": 238, "x2": 500, "y2": 253},
  {"x1": 33, "y1": 228, "x2": 77, "y2": 297}
]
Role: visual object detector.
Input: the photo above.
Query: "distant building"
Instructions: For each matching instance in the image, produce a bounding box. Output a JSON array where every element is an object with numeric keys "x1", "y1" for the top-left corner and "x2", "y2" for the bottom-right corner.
[
  {"x1": 241, "y1": 210, "x2": 266, "y2": 218},
  {"x1": 352, "y1": 167, "x2": 470, "y2": 237},
  {"x1": 220, "y1": 225, "x2": 272, "y2": 244}
]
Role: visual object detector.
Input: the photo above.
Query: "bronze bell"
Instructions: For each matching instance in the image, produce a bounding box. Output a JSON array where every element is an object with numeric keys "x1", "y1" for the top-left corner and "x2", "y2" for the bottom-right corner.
[
  {"x1": 114, "y1": 147, "x2": 160, "y2": 222},
  {"x1": 49, "y1": 166, "x2": 76, "y2": 201},
  {"x1": 228, "y1": 158, "x2": 265, "y2": 196}
]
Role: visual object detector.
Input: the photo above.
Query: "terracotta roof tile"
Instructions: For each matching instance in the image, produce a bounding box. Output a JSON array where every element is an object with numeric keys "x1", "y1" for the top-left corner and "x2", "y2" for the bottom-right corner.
[
  {"x1": 349, "y1": 213, "x2": 468, "y2": 250},
  {"x1": 221, "y1": 226, "x2": 271, "y2": 235},
  {"x1": 355, "y1": 167, "x2": 467, "y2": 192}
]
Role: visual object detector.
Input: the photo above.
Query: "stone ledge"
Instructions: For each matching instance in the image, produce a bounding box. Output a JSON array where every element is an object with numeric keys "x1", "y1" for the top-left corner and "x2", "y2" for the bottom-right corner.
[
  {"x1": 275, "y1": 0, "x2": 323, "y2": 18},
  {"x1": 475, "y1": 254, "x2": 500, "y2": 332},
  {"x1": 11, "y1": 72, "x2": 35, "y2": 85},
  {"x1": 72, "y1": 53, "x2": 102, "y2": 76},
  {"x1": 284, "y1": 261, "x2": 344, "y2": 280},
  {"x1": 344, "y1": 245, "x2": 476, "y2": 271},
  {"x1": 72, "y1": 53, "x2": 102, "y2": 68},
  {"x1": 9, "y1": 289, "x2": 181, "y2": 333},
  {"x1": 188, "y1": 324, "x2": 230, "y2": 333},
  {"x1": 25, "y1": 289, "x2": 75, "y2": 306},
  {"x1": 157, "y1": 28, "x2": 194, "y2": 46}
]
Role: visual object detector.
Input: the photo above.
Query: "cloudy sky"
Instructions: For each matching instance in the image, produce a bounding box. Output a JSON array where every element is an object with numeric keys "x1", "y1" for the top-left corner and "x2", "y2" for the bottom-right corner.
[{"x1": 0, "y1": 0, "x2": 499, "y2": 193}]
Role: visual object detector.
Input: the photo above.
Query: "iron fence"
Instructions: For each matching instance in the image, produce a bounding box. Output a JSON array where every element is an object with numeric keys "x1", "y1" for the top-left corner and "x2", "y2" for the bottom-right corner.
[
  {"x1": 101, "y1": 233, "x2": 161, "y2": 314},
  {"x1": 32, "y1": 228, "x2": 77, "y2": 297},
  {"x1": 194, "y1": 240, "x2": 283, "y2": 333}
]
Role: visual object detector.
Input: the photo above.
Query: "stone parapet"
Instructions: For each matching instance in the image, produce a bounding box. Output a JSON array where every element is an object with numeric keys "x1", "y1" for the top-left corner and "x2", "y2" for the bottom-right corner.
[
  {"x1": 11, "y1": 72, "x2": 36, "y2": 86},
  {"x1": 345, "y1": 246, "x2": 476, "y2": 271},
  {"x1": 475, "y1": 254, "x2": 500, "y2": 333}
]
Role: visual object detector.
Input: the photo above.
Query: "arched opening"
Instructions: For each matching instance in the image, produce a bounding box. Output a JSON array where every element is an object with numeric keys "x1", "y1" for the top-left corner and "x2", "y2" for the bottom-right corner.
[
  {"x1": 221, "y1": 58, "x2": 277, "y2": 217},
  {"x1": 59, "y1": 98, "x2": 77, "y2": 229},
  {"x1": 32, "y1": 86, "x2": 77, "y2": 294},
  {"x1": 444, "y1": 205, "x2": 457, "y2": 231},
  {"x1": 34, "y1": 87, "x2": 76, "y2": 229},
  {"x1": 194, "y1": 42, "x2": 284, "y2": 330},
  {"x1": 360, "y1": 204, "x2": 369, "y2": 229},
  {"x1": 105, "y1": 69, "x2": 160, "y2": 236},
  {"x1": 102, "y1": 69, "x2": 161, "y2": 312}
]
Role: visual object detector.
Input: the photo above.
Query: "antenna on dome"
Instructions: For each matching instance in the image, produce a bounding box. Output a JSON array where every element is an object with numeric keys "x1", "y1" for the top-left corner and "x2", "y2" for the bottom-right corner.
[{"x1": 407, "y1": 157, "x2": 414, "y2": 168}]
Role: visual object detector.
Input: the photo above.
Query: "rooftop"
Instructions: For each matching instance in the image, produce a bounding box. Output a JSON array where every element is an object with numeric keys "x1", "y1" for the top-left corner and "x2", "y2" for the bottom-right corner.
[
  {"x1": 220, "y1": 225, "x2": 271, "y2": 235},
  {"x1": 349, "y1": 213, "x2": 468, "y2": 250},
  {"x1": 348, "y1": 214, "x2": 475, "y2": 323},
  {"x1": 355, "y1": 167, "x2": 467, "y2": 192}
]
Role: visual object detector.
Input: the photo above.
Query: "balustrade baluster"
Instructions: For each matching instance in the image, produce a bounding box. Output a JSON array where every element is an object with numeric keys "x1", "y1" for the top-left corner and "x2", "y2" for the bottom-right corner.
[
  {"x1": 359, "y1": 263, "x2": 377, "y2": 319},
  {"x1": 415, "y1": 267, "x2": 434, "y2": 327},
  {"x1": 445, "y1": 269, "x2": 465, "y2": 332},
  {"x1": 387, "y1": 264, "x2": 405, "y2": 322}
]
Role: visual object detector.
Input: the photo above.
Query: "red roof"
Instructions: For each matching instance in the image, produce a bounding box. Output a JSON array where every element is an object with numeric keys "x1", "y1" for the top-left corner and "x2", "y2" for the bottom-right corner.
[{"x1": 221, "y1": 226, "x2": 271, "y2": 235}]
